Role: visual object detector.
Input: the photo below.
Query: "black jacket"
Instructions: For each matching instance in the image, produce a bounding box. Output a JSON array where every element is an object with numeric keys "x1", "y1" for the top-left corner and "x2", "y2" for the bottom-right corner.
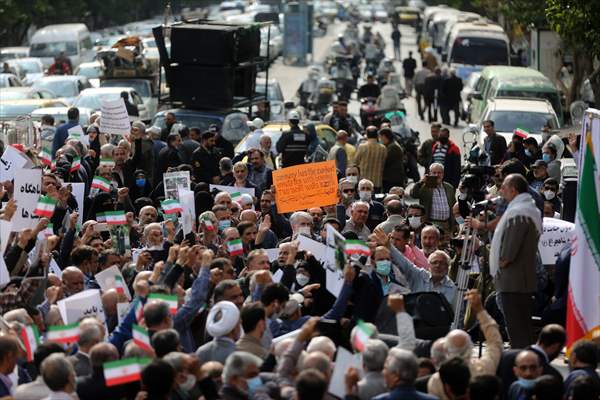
[
  {"x1": 192, "y1": 146, "x2": 220, "y2": 184},
  {"x1": 276, "y1": 125, "x2": 308, "y2": 168}
]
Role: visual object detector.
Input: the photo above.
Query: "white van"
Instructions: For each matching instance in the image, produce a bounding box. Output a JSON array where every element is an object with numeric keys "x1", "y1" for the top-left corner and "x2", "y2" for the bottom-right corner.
[
  {"x1": 444, "y1": 21, "x2": 509, "y2": 81},
  {"x1": 29, "y1": 24, "x2": 94, "y2": 69}
]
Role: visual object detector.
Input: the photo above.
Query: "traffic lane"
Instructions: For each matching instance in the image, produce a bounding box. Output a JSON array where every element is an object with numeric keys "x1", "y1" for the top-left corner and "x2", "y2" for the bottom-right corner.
[{"x1": 268, "y1": 22, "x2": 347, "y2": 101}]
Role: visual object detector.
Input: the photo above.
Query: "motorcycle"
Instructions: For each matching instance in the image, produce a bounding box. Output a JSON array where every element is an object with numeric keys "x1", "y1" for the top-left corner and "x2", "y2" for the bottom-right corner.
[
  {"x1": 329, "y1": 56, "x2": 354, "y2": 101},
  {"x1": 359, "y1": 97, "x2": 379, "y2": 127},
  {"x1": 308, "y1": 77, "x2": 336, "y2": 120}
]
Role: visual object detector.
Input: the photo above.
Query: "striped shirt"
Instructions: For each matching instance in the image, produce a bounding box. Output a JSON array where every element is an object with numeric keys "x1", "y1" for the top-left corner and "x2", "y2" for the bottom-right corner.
[
  {"x1": 430, "y1": 186, "x2": 450, "y2": 220},
  {"x1": 432, "y1": 143, "x2": 448, "y2": 165}
]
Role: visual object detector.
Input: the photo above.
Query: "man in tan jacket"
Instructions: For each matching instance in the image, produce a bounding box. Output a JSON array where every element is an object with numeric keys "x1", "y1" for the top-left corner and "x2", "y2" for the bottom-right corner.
[
  {"x1": 236, "y1": 303, "x2": 269, "y2": 360},
  {"x1": 354, "y1": 126, "x2": 387, "y2": 192},
  {"x1": 427, "y1": 289, "x2": 503, "y2": 399}
]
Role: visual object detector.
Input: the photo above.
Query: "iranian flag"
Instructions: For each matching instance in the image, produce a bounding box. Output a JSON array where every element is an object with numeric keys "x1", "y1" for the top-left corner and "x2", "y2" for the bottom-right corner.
[
  {"x1": 104, "y1": 358, "x2": 150, "y2": 386},
  {"x1": 345, "y1": 240, "x2": 371, "y2": 256},
  {"x1": 231, "y1": 192, "x2": 242, "y2": 203},
  {"x1": 105, "y1": 211, "x2": 127, "y2": 225},
  {"x1": 202, "y1": 216, "x2": 215, "y2": 231},
  {"x1": 39, "y1": 147, "x2": 52, "y2": 166},
  {"x1": 96, "y1": 212, "x2": 106, "y2": 223},
  {"x1": 147, "y1": 293, "x2": 178, "y2": 315},
  {"x1": 70, "y1": 157, "x2": 81, "y2": 173},
  {"x1": 135, "y1": 300, "x2": 145, "y2": 323},
  {"x1": 227, "y1": 239, "x2": 244, "y2": 256},
  {"x1": 33, "y1": 196, "x2": 57, "y2": 218},
  {"x1": 513, "y1": 127, "x2": 529, "y2": 138},
  {"x1": 20, "y1": 325, "x2": 41, "y2": 362},
  {"x1": 132, "y1": 324, "x2": 152, "y2": 352},
  {"x1": 114, "y1": 275, "x2": 126, "y2": 295},
  {"x1": 100, "y1": 158, "x2": 115, "y2": 167},
  {"x1": 161, "y1": 199, "x2": 183, "y2": 215},
  {"x1": 92, "y1": 176, "x2": 111, "y2": 192},
  {"x1": 50, "y1": 159, "x2": 57, "y2": 171},
  {"x1": 566, "y1": 111, "x2": 600, "y2": 354},
  {"x1": 47, "y1": 323, "x2": 80, "y2": 344},
  {"x1": 352, "y1": 320, "x2": 374, "y2": 352}
]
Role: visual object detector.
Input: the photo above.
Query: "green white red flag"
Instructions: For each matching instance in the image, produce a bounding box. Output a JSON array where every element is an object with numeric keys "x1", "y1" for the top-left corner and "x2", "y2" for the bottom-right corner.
[
  {"x1": 147, "y1": 293, "x2": 178, "y2": 315},
  {"x1": 100, "y1": 158, "x2": 115, "y2": 167},
  {"x1": 105, "y1": 211, "x2": 127, "y2": 225},
  {"x1": 69, "y1": 157, "x2": 81, "y2": 173},
  {"x1": 92, "y1": 176, "x2": 111, "y2": 192},
  {"x1": 566, "y1": 110, "x2": 600, "y2": 354},
  {"x1": 47, "y1": 323, "x2": 80, "y2": 344},
  {"x1": 20, "y1": 325, "x2": 41, "y2": 362},
  {"x1": 39, "y1": 147, "x2": 52, "y2": 166},
  {"x1": 352, "y1": 320, "x2": 374, "y2": 352},
  {"x1": 33, "y1": 196, "x2": 57, "y2": 218},
  {"x1": 344, "y1": 240, "x2": 371, "y2": 256},
  {"x1": 132, "y1": 324, "x2": 152, "y2": 352},
  {"x1": 227, "y1": 239, "x2": 244, "y2": 256},
  {"x1": 104, "y1": 357, "x2": 150, "y2": 386},
  {"x1": 202, "y1": 216, "x2": 215, "y2": 231},
  {"x1": 135, "y1": 300, "x2": 144, "y2": 323},
  {"x1": 114, "y1": 274, "x2": 126, "y2": 295},
  {"x1": 231, "y1": 192, "x2": 242, "y2": 203},
  {"x1": 161, "y1": 199, "x2": 183, "y2": 214},
  {"x1": 513, "y1": 127, "x2": 529, "y2": 138}
]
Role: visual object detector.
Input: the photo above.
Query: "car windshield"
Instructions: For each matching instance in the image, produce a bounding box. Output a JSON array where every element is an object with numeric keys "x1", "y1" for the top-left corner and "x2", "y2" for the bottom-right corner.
[
  {"x1": 13, "y1": 61, "x2": 42, "y2": 73},
  {"x1": 238, "y1": 131, "x2": 282, "y2": 153},
  {"x1": 75, "y1": 65, "x2": 101, "y2": 79},
  {"x1": 0, "y1": 103, "x2": 40, "y2": 118},
  {"x1": 33, "y1": 80, "x2": 78, "y2": 97},
  {"x1": 101, "y1": 80, "x2": 151, "y2": 98},
  {"x1": 450, "y1": 37, "x2": 508, "y2": 66},
  {"x1": 255, "y1": 83, "x2": 283, "y2": 101},
  {"x1": 488, "y1": 110, "x2": 557, "y2": 133},
  {"x1": 30, "y1": 41, "x2": 78, "y2": 57},
  {"x1": 151, "y1": 113, "x2": 222, "y2": 132}
]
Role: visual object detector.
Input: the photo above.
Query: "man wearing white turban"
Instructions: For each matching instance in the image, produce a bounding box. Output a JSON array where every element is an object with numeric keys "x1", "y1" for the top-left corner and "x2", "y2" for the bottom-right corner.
[{"x1": 195, "y1": 301, "x2": 241, "y2": 364}]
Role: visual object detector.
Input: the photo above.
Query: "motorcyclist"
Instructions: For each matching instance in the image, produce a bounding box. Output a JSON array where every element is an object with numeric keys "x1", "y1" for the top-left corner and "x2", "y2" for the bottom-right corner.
[
  {"x1": 358, "y1": 74, "x2": 381, "y2": 99},
  {"x1": 377, "y1": 58, "x2": 396, "y2": 86},
  {"x1": 297, "y1": 67, "x2": 320, "y2": 108},
  {"x1": 323, "y1": 100, "x2": 362, "y2": 141},
  {"x1": 376, "y1": 85, "x2": 403, "y2": 111},
  {"x1": 308, "y1": 77, "x2": 336, "y2": 118},
  {"x1": 361, "y1": 24, "x2": 373, "y2": 45}
]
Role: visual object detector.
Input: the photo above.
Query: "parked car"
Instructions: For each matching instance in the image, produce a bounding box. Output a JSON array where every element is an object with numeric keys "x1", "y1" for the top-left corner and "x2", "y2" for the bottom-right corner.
[
  {"x1": 74, "y1": 61, "x2": 103, "y2": 87},
  {"x1": 0, "y1": 73, "x2": 23, "y2": 88},
  {"x1": 473, "y1": 97, "x2": 560, "y2": 146},
  {"x1": 255, "y1": 78, "x2": 285, "y2": 121},
  {"x1": 372, "y1": 3, "x2": 389, "y2": 22},
  {"x1": 5, "y1": 58, "x2": 44, "y2": 85},
  {"x1": 72, "y1": 87, "x2": 149, "y2": 121},
  {"x1": 0, "y1": 87, "x2": 57, "y2": 101},
  {"x1": 0, "y1": 99, "x2": 68, "y2": 120},
  {"x1": 29, "y1": 23, "x2": 95, "y2": 68},
  {"x1": 0, "y1": 47, "x2": 29, "y2": 62},
  {"x1": 30, "y1": 106, "x2": 92, "y2": 126},
  {"x1": 100, "y1": 78, "x2": 158, "y2": 119},
  {"x1": 32, "y1": 75, "x2": 91, "y2": 105}
]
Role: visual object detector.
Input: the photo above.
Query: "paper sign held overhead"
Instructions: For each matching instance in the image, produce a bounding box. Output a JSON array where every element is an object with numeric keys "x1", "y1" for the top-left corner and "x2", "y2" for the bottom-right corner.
[
  {"x1": 0, "y1": 146, "x2": 28, "y2": 182},
  {"x1": 99, "y1": 98, "x2": 131, "y2": 135},
  {"x1": 12, "y1": 169, "x2": 43, "y2": 231},
  {"x1": 272, "y1": 160, "x2": 338, "y2": 213},
  {"x1": 57, "y1": 289, "x2": 106, "y2": 325},
  {"x1": 539, "y1": 217, "x2": 575, "y2": 265},
  {"x1": 95, "y1": 265, "x2": 132, "y2": 301}
]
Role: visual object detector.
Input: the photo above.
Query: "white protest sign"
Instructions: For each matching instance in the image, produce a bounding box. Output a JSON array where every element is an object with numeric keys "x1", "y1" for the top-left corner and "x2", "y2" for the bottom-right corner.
[
  {"x1": 328, "y1": 347, "x2": 363, "y2": 398},
  {"x1": 95, "y1": 265, "x2": 132, "y2": 301},
  {"x1": 0, "y1": 257, "x2": 9, "y2": 286},
  {"x1": 117, "y1": 302, "x2": 130, "y2": 324},
  {"x1": 539, "y1": 217, "x2": 575, "y2": 265},
  {"x1": 69, "y1": 183, "x2": 85, "y2": 227},
  {"x1": 272, "y1": 269, "x2": 283, "y2": 283},
  {"x1": 57, "y1": 289, "x2": 106, "y2": 324},
  {"x1": 99, "y1": 98, "x2": 130, "y2": 135},
  {"x1": 0, "y1": 220, "x2": 11, "y2": 255},
  {"x1": 178, "y1": 188, "x2": 196, "y2": 236},
  {"x1": 265, "y1": 248, "x2": 279, "y2": 262},
  {"x1": 209, "y1": 184, "x2": 255, "y2": 197},
  {"x1": 0, "y1": 146, "x2": 28, "y2": 182},
  {"x1": 12, "y1": 169, "x2": 42, "y2": 231},
  {"x1": 297, "y1": 233, "x2": 343, "y2": 296},
  {"x1": 164, "y1": 171, "x2": 190, "y2": 201},
  {"x1": 48, "y1": 258, "x2": 62, "y2": 278}
]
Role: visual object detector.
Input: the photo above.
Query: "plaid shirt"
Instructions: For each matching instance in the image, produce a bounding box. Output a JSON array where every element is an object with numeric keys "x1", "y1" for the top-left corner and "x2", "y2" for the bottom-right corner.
[
  {"x1": 0, "y1": 278, "x2": 41, "y2": 314},
  {"x1": 430, "y1": 186, "x2": 450, "y2": 221}
]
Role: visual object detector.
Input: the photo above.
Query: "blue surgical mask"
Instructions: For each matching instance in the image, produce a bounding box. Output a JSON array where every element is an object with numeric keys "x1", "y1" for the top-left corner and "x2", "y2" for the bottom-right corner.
[
  {"x1": 542, "y1": 153, "x2": 551, "y2": 163},
  {"x1": 218, "y1": 219, "x2": 231, "y2": 232},
  {"x1": 375, "y1": 260, "x2": 391, "y2": 276},
  {"x1": 517, "y1": 378, "x2": 536, "y2": 390},
  {"x1": 135, "y1": 178, "x2": 146, "y2": 188},
  {"x1": 524, "y1": 149, "x2": 532, "y2": 157},
  {"x1": 247, "y1": 376, "x2": 262, "y2": 394}
]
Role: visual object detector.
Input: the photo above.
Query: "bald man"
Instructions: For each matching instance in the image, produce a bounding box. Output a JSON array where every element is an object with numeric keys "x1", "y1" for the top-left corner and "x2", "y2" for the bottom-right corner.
[
  {"x1": 507, "y1": 350, "x2": 543, "y2": 400},
  {"x1": 61, "y1": 267, "x2": 85, "y2": 297}
]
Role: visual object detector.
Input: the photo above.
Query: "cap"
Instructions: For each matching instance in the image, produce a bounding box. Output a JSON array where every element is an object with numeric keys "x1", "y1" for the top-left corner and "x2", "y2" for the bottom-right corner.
[
  {"x1": 531, "y1": 159, "x2": 548, "y2": 168},
  {"x1": 206, "y1": 301, "x2": 240, "y2": 337},
  {"x1": 247, "y1": 117, "x2": 264, "y2": 130},
  {"x1": 288, "y1": 110, "x2": 300, "y2": 121}
]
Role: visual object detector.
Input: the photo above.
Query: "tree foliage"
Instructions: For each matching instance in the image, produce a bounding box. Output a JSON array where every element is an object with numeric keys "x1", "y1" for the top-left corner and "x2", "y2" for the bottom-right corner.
[{"x1": 545, "y1": 0, "x2": 600, "y2": 57}]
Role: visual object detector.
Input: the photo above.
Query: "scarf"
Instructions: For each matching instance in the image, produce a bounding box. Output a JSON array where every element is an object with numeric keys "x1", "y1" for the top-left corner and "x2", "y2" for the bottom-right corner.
[{"x1": 489, "y1": 193, "x2": 542, "y2": 277}]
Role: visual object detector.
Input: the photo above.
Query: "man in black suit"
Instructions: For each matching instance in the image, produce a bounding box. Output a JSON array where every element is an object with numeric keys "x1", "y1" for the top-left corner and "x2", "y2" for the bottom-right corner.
[
  {"x1": 0, "y1": 336, "x2": 19, "y2": 397},
  {"x1": 496, "y1": 324, "x2": 566, "y2": 399}
]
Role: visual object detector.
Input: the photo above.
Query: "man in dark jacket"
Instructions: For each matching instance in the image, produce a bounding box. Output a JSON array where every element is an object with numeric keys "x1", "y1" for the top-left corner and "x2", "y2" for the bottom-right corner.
[
  {"x1": 52, "y1": 107, "x2": 79, "y2": 157},
  {"x1": 423, "y1": 68, "x2": 442, "y2": 123},
  {"x1": 440, "y1": 69, "x2": 463, "y2": 126},
  {"x1": 380, "y1": 128, "x2": 406, "y2": 192},
  {"x1": 483, "y1": 120, "x2": 508, "y2": 166},
  {"x1": 192, "y1": 131, "x2": 221, "y2": 184},
  {"x1": 276, "y1": 111, "x2": 308, "y2": 168},
  {"x1": 157, "y1": 133, "x2": 184, "y2": 177},
  {"x1": 431, "y1": 128, "x2": 461, "y2": 188},
  {"x1": 178, "y1": 126, "x2": 201, "y2": 164}
]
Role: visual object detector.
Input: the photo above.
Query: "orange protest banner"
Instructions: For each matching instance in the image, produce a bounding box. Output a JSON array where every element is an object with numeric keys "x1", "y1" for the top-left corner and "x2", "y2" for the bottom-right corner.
[{"x1": 272, "y1": 160, "x2": 338, "y2": 213}]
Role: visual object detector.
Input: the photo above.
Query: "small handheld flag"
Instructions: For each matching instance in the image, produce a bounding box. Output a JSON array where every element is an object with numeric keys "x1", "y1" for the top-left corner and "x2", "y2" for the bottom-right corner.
[
  {"x1": 47, "y1": 323, "x2": 80, "y2": 344},
  {"x1": 91, "y1": 176, "x2": 111, "y2": 192},
  {"x1": 20, "y1": 325, "x2": 41, "y2": 362},
  {"x1": 69, "y1": 157, "x2": 81, "y2": 173},
  {"x1": 344, "y1": 240, "x2": 371, "y2": 257},
  {"x1": 33, "y1": 196, "x2": 57, "y2": 218},
  {"x1": 104, "y1": 357, "x2": 151, "y2": 386},
  {"x1": 227, "y1": 239, "x2": 244, "y2": 257},
  {"x1": 132, "y1": 324, "x2": 152, "y2": 352},
  {"x1": 105, "y1": 211, "x2": 127, "y2": 225},
  {"x1": 147, "y1": 293, "x2": 178, "y2": 315},
  {"x1": 352, "y1": 320, "x2": 375, "y2": 352},
  {"x1": 39, "y1": 147, "x2": 52, "y2": 166},
  {"x1": 161, "y1": 199, "x2": 183, "y2": 215}
]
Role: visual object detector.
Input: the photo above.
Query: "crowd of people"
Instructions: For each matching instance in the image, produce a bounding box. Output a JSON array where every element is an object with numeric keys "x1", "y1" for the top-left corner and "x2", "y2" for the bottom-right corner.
[{"x1": 0, "y1": 93, "x2": 596, "y2": 400}]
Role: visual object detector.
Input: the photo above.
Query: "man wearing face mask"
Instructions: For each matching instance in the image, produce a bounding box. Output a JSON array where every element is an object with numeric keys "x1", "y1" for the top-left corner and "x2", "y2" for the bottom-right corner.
[
  {"x1": 163, "y1": 352, "x2": 200, "y2": 400},
  {"x1": 541, "y1": 178, "x2": 561, "y2": 213},
  {"x1": 357, "y1": 179, "x2": 385, "y2": 231},
  {"x1": 542, "y1": 143, "x2": 561, "y2": 182},
  {"x1": 507, "y1": 350, "x2": 543, "y2": 400},
  {"x1": 220, "y1": 351, "x2": 264, "y2": 400},
  {"x1": 345, "y1": 165, "x2": 360, "y2": 186},
  {"x1": 279, "y1": 211, "x2": 314, "y2": 243}
]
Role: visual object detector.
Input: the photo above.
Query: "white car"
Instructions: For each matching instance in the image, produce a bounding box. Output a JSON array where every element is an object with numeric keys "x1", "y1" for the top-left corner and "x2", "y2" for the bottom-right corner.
[
  {"x1": 74, "y1": 61, "x2": 103, "y2": 88},
  {"x1": 5, "y1": 58, "x2": 44, "y2": 86},
  {"x1": 32, "y1": 75, "x2": 91, "y2": 105},
  {"x1": 474, "y1": 97, "x2": 560, "y2": 146},
  {"x1": 460, "y1": 71, "x2": 480, "y2": 122},
  {"x1": 0, "y1": 87, "x2": 57, "y2": 101},
  {"x1": 0, "y1": 47, "x2": 29, "y2": 62},
  {"x1": 72, "y1": 87, "x2": 148, "y2": 121},
  {"x1": 0, "y1": 73, "x2": 22, "y2": 88},
  {"x1": 255, "y1": 78, "x2": 285, "y2": 121},
  {"x1": 30, "y1": 106, "x2": 93, "y2": 126}
]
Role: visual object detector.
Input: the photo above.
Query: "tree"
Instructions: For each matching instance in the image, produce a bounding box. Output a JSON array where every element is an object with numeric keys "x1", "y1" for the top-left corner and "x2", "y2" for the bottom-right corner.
[{"x1": 546, "y1": 0, "x2": 600, "y2": 104}]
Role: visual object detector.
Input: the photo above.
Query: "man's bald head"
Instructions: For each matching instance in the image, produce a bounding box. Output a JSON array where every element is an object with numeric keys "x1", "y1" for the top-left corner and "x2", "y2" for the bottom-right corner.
[
  {"x1": 445, "y1": 329, "x2": 473, "y2": 362},
  {"x1": 386, "y1": 199, "x2": 403, "y2": 216},
  {"x1": 302, "y1": 351, "x2": 332, "y2": 380},
  {"x1": 61, "y1": 267, "x2": 84, "y2": 296},
  {"x1": 90, "y1": 342, "x2": 119, "y2": 368},
  {"x1": 239, "y1": 210, "x2": 258, "y2": 223}
]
